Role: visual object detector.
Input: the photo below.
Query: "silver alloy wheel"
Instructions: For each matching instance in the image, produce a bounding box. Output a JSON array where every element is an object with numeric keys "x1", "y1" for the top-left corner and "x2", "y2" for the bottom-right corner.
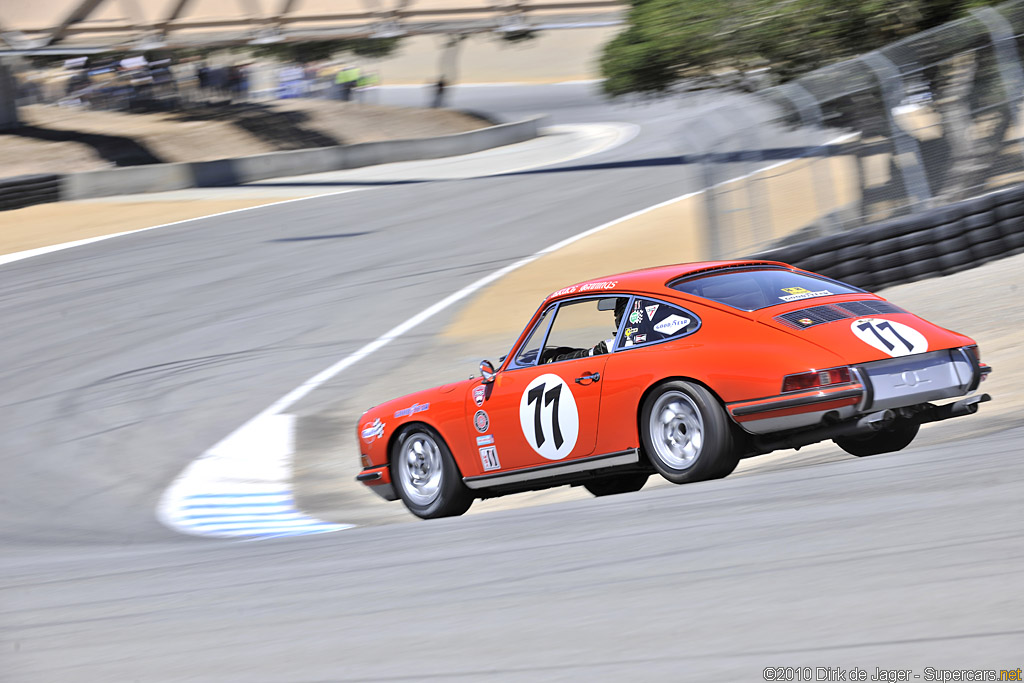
[
  {"x1": 396, "y1": 432, "x2": 443, "y2": 506},
  {"x1": 649, "y1": 390, "x2": 705, "y2": 470}
]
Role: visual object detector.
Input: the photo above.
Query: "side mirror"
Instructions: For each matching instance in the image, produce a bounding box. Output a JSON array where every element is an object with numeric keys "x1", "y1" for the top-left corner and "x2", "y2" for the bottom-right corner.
[{"x1": 479, "y1": 359, "x2": 496, "y2": 383}]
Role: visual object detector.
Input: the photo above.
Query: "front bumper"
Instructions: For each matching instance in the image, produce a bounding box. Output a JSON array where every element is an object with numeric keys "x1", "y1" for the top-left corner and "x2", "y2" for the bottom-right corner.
[
  {"x1": 729, "y1": 347, "x2": 990, "y2": 435},
  {"x1": 356, "y1": 465, "x2": 398, "y2": 501}
]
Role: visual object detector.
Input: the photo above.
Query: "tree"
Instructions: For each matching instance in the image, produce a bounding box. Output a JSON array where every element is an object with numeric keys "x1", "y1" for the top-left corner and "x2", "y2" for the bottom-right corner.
[
  {"x1": 251, "y1": 37, "x2": 402, "y2": 64},
  {"x1": 601, "y1": 0, "x2": 1008, "y2": 203},
  {"x1": 601, "y1": 0, "x2": 995, "y2": 96}
]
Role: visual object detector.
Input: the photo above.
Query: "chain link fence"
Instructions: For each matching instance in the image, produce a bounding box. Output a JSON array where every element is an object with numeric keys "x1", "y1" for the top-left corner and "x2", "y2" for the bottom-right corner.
[{"x1": 685, "y1": 0, "x2": 1024, "y2": 259}]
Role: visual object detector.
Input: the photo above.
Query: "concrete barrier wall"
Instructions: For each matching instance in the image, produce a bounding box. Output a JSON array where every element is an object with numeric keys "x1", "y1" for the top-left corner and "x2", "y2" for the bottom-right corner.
[
  {"x1": 750, "y1": 183, "x2": 1024, "y2": 290},
  {"x1": 58, "y1": 116, "x2": 545, "y2": 202}
]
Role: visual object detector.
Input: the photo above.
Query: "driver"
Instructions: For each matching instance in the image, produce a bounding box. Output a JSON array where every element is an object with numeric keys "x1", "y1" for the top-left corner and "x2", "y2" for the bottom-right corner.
[{"x1": 548, "y1": 298, "x2": 627, "y2": 363}]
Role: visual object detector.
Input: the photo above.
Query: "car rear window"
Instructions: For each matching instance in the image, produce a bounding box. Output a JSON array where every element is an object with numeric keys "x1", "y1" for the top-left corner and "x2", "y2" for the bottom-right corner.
[
  {"x1": 670, "y1": 268, "x2": 862, "y2": 311},
  {"x1": 619, "y1": 298, "x2": 700, "y2": 348}
]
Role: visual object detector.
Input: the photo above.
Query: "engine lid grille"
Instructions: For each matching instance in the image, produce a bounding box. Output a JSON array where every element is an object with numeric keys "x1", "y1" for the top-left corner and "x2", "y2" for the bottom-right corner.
[{"x1": 775, "y1": 300, "x2": 904, "y2": 330}]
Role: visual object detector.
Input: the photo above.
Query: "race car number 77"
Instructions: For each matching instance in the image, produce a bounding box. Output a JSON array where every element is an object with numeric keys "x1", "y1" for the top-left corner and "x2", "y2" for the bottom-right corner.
[
  {"x1": 857, "y1": 320, "x2": 914, "y2": 353},
  {"x1": 519, "y1": 374, "x2": 580, "y2": 461},
  {"x1": 851, "y1": 318, "x2": 928, "y2": 357},
  {"x1": 527, "y1": 382, "x2": 563, "y2": 449}
]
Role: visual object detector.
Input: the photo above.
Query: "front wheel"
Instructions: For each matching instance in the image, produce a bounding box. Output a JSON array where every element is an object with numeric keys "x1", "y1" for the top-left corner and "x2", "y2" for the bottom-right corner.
[
  {"x1": 392, "y1": 426, "x2": 473, "y2": 519},
  {"x1": 833, "y1": 418, "x2": 920, "y2": 457},
  {"x1": 640, "y1": 381, "x2": 739, "y2": 485}
]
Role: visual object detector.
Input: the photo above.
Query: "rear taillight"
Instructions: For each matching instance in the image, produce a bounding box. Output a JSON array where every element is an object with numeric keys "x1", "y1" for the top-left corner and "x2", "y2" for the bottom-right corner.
[{"x1": 782, "y1": 366, "x2": 852, "y2": 393}]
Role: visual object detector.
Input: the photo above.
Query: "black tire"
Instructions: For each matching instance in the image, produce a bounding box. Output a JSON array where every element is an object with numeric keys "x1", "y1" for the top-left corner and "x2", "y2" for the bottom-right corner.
[
  {"x1": 391, "y1": 425, "x2": 473, "y2": 519},
  {"x1": 833, "y1": 418, "x2": 920, "y2": 457},
  {"x1": 708, "y1": 452, "x2": 740, "y2": 479},
  {"x1": 640, "y1": 381, "x2": 739, "y2": 485},
  {"x1": 583, "y1": 473, "x2": 650, "y2": 497}
]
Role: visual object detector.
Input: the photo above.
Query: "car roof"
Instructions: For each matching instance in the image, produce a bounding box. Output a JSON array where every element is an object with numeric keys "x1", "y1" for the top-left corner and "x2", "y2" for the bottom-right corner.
[{"x1": 544, "y1": 260, "x2": 793, "y2": 302}]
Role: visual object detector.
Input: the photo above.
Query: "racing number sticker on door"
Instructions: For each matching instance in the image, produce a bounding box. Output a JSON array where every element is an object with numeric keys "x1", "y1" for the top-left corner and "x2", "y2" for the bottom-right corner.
[
  {"x1": 519, "y1": 374, "x2": 579, "y2": 460},
  {"x1": 851, "y1": 318, "x2": 928, "y2": 357}
]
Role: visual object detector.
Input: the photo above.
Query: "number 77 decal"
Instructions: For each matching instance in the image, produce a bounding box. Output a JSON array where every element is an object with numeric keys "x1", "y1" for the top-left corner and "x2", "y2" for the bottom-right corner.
[
  {"x1": 519, "y1": 374, "x2": 580, "y2": 460},
  {"x1": 851, "y1": 318, "x2": 928, "y2": 357}
]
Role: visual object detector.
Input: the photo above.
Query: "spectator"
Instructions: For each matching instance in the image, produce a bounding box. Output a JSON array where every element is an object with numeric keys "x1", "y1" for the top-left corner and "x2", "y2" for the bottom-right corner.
[
  {"x1": 336, "y1": 64, "x2": 360, "y2": 101},
  {"x1": 432, "y1": 76, "x2": 447, "y2": 108}
]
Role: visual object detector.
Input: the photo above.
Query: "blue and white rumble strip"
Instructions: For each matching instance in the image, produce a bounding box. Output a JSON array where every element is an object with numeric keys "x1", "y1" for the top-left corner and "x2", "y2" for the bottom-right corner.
[
  {"x1": 159, "y1": 414, "x2": 352, "y2": 539},
  {"x1": 176, "y1": 490, "x2": 346, "y2": 538}
]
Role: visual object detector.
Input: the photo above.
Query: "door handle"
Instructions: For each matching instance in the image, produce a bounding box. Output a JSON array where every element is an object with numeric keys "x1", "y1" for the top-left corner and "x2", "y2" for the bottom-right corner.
[{"x1": 575, "y1": 372, "x2": 600, "y2": 385}]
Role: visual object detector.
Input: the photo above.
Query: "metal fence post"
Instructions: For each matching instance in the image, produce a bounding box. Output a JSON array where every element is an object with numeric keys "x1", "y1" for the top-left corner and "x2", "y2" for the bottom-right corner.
[
  {"x1": 735, "y1": 107, "x2": 769, "y2": 249},
  {"x1": 776, "y1": 82, "x2": 841, "y2": 233},
  {"x1": 860, "y1": 51, "x2": 934, "y2": 210},
  {"x1": 972, "y1": 6, "x2": 1024, "y2": 168},
  {"x1": 0, "y1": 59, "x2": 19, "y2": 130},
  {"x1": 681, "y1": 118, "x2": 725, "y2": 260},
  {"x1": 697, "y1": 106, "x2": 747, "y2": 258}
]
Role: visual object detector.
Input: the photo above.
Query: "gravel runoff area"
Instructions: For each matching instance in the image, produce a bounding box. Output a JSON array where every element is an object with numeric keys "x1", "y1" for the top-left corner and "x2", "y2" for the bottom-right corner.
[{"x1": 0, "y1": 100, "x2": 488, "y2": 177}]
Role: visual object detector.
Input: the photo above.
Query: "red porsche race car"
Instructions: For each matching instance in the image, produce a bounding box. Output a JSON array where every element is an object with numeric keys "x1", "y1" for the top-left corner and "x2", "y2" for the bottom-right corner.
[{"x1": 356, "y1": 260, "x2": 992, "y2": 519}]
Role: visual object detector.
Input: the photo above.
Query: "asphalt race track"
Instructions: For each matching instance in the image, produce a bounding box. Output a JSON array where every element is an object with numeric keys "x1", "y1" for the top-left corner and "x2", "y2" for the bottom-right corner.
[{"x1": 3, "y1": 83, "x2": 1021, "y2": 681}]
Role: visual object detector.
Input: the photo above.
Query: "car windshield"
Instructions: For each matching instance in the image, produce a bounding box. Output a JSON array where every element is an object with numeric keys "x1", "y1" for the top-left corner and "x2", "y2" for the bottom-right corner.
[{"x1": 670, "y1": 267, "x2": 862, "y2": 311}]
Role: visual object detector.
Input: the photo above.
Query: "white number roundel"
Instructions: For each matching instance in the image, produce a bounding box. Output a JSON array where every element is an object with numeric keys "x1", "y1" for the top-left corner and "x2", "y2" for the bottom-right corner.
[
  {"x1": 519, "y1": 374, "x2": 579, "y2": 460},
  {"x1": 851, "y1": 318, "x2": 928, "y2": 357}
]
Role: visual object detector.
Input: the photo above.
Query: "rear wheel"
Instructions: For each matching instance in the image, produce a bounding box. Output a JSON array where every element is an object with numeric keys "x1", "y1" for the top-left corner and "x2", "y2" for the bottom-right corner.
[
  {"x1": 640, "y1": 381, "x2": 739, "y2": 485},
  {"x1": 834, "y1": 418, "x2": 920, "y2": 457},
  {"x1": 392, "y1": 426, "x2": 473, "y2": 519},
  {"x1": 583, "y1": 473, "x2": 649, "y2": 497}
]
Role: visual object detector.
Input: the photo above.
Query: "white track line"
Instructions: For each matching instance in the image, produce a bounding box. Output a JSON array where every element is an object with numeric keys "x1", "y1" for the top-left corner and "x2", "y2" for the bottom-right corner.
[
  {"x1": 0, "y1": 193, "x2": 357, "y2": 268},
  {"x1": 158, "y1": 131, "x2": 854, "y2": 539},
  {"x1": 0, "y1": 123, "x2": 636, "y2": 270},
  {"x1": 157, "y1": 190, "x2": 698, "y2": 539}
]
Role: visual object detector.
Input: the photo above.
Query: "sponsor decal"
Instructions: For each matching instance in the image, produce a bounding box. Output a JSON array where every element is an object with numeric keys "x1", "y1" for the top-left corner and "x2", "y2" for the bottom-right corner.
[
  {"x1": 624, "y1": 326, "x2": 638, "y2": 340},
  {"x1": 624, "y1": 340, "x2": 633, "y2": 347},
  {"x1": 850, "y1": 318, "x2": 928, "y2": 357},
  {"x1": 473, "y1": 410, "x2": 490, "y2": 433},
  {"x1": 653, "y1": 314, "x2": 691, "y2": 336},
  {"x1": 645, "y1": 304, "x2": 659, "y2": 320},
  {"x1": 548, "y1": 280, "x2": 619, "y2": 299},
  {"x1": 577, "y1": 280, "x2": 618, "y2": 292},
  {"x1": 473, "y1": 385, "x2": 486, "y2": 407},
  {"x1": 360, "y1": 418, "x2": 385, "y2": 443},
  {"x1": 779, "y1": 287, "x2": 834, "y2": 302},
  {"x1": 519, "y1": 374, "x2": 579, "y2": 461},
  {"x1": 628, "y1": 300, "x2": 643, "y2": 325},
  {"x1": 393, "y1": 402, "x2": 429, "y2": 418},
  {"x1": 479, "y1": 446, "x2": 501, "y2": 471},
  {"x1": 634, "y1": 334, "x2": 647, "y2": 343},
  {"x1": 476, "y1": 434, "x2": 494, "y2": 446}
]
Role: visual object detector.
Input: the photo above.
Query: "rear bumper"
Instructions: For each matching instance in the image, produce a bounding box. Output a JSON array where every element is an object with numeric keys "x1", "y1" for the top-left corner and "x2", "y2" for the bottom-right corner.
[
  {"x1": 729, "y1": 384, "x2": 864, "y2": 434},
  {"x1": 729, "y1": 347, "x2": 990, "y2": 435}
]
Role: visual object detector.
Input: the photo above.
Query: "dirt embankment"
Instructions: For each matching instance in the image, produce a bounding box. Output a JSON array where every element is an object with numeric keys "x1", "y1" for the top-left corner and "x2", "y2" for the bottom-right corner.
[{"x1": 0, "y1": 100, "x2": 488, "y2": 177}]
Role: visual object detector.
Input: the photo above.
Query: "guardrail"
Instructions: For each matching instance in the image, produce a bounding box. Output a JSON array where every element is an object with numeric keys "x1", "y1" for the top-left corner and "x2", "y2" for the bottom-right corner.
[
  {"x1": 0, "y1": 174, "x2": 61, "y2": 211},
  {"x1": 0, "y1": 116, "x2": 546, "y2": 210},
  {"x1": 751, "y1": 183, "x2": 1024, "y2": 289}
]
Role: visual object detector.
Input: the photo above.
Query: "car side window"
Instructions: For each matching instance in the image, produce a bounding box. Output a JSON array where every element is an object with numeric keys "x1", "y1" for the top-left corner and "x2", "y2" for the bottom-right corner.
[
  {"x1": 513, "y1": 306, "x2": 554, "y2": 367},
  {"x1": 618, "y1": 298, "x2": 701, "y2": 348},
  {"x1": 540, "y1": 297, "x2": 629, "y2": 364}
]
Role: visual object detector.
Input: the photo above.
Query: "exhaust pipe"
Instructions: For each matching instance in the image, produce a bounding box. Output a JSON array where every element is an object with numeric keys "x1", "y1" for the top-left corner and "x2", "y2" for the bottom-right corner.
[
  {"x1": 753, "y1": 410, "x2": 893, "y2": 452},
  {"x1": 856, "y1": 409, "x2": 894, "y2": 432},
  {"x1": 916, "y1": 394, "x2": 991, "y2": 425},
  {"x1": 748, "y1": 395, "x2": 991, "y2": 456}
]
